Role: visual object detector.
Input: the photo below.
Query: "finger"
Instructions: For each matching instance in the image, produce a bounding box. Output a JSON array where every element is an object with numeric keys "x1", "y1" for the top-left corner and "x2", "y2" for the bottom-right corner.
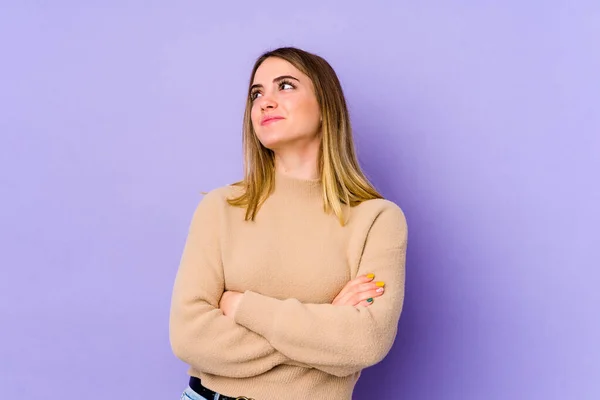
[
  {"x1": 355, "y1": 292, "x2": 384, "y2": 307},
  {"x1": 334, "y1": 280, "x2": 384, "y2": 306},
  {"x1": 333, "y1": 286, "x2": 370, "y2": 306},
  {"x1": 355, "y1": 299, "x2": 375, "y2": 308},
  {"x1": 336, "y1": 282, "x2": 378, "y2": 304},
  {"x1": 336, "y1": 273, "x2": 375, "y2": 300},
  {"x1": 342, "y1": 281, "x2": 385, "y2": 305},
  {"x1": 354, "y1": 281, "x2": 385, "y2": 293},
  {"x1": 350, "y1": 287, "x2": 385, "y2": 306}
]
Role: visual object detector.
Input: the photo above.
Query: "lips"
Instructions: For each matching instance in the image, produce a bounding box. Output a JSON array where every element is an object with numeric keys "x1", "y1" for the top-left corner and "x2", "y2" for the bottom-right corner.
[{"x1": 261, "y1": 115, "x2": 285, "y2": 126}]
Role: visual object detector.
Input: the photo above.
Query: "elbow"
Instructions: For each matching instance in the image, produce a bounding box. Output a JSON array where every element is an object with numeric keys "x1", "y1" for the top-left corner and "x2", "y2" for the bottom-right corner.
[
  {"x1": 364, "y1": 341, "x2": 393, "y2": 367},
  {"x1": 352, "y1": 330, "x2": 397, "y2": 372},
  {"x1": 169, "y1": 321, "x2": 199, "y2": 365},
  {"x1": 169, "y1": 327, "x2": 188, "y2": 362},
  {"x1": 170, "y1": 338, "x2": 186, "y2": 362},
  {"x1": 326, "y1": 337, "x2": 396, "y2": 378}
]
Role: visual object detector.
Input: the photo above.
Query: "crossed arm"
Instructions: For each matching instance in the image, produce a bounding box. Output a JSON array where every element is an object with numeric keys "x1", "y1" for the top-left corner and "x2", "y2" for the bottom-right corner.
[{"x1": 169, "y1": 192, "x2": 407, "y2": 378}]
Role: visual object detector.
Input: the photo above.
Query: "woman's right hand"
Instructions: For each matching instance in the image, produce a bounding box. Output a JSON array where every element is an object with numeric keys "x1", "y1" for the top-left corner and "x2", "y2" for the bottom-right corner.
[{"x1": 331, "y1": 273, "x2": 385, "y2": 307}]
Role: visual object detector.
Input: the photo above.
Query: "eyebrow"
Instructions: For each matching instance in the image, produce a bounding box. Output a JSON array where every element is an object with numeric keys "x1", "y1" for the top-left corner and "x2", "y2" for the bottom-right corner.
[{"x1": 250, "y1": 75, "x2": 300, "y2": 92}]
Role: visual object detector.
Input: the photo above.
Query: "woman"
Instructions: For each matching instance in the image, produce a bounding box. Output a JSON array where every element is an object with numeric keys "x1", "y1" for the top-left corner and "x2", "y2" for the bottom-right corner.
[{"x1": 170, "y1": 47, "x2": 408, "y2": 400}]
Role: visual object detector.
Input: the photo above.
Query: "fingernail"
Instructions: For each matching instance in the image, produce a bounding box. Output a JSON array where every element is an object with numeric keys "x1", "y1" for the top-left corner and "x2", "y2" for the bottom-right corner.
[
  {"x1": 376, "y1": 281, "x2": 385, "y2": 287},
  {"x1": 367, "y1": 298, "x2": 374, "y2": 303},
  {"x1": 376, "y1": 287, "x2": 384, "y2": 293},
  {"x1": 366, "y1": 273, "x2": 375, "y2": 279}
]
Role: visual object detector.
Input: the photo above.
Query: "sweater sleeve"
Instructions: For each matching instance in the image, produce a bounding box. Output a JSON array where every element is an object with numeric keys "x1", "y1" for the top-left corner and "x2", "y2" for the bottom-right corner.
[
  {"x1": 169, "y1": 190, "x2": 299, "y2": 378},
  {"x1": 233, "y1": 204, "x2": 408, "y2": 378}
]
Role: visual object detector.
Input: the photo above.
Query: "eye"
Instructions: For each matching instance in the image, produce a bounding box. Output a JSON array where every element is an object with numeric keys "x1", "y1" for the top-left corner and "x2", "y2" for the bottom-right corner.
[
  {"x1": 279, "y1": 80, "x2": 296, "y2": 90},
  {"x1": 250, "y1": 91, "x2": 262, "y2": 101}
]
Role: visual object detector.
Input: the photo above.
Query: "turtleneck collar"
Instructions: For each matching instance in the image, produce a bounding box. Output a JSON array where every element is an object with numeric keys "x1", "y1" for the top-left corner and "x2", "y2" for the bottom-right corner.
[{"x1": 273, "y1": 169, "x2": 323, "y2": 201}]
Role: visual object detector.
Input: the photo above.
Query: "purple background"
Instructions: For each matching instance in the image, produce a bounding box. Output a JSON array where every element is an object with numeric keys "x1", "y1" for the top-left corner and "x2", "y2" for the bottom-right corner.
[{"x1": 1, "y1": 1, "x2": 599, "y2": 399}]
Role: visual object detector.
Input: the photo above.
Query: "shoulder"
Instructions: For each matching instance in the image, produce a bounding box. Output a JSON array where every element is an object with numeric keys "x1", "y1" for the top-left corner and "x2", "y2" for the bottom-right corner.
[
  {"x1": 349, "y1": 198, "x2": 408, "y2": 242},
  {"x1": 193, "y1": 183, "x2": 244, "y2": 215},
  {"x1": 202, "y1": 183, "x2": 243, "y2": 202},
  {"x1": 351, "y1": 199, "x2": 408, "y2": 249},
  {"x1": 352, "y1": 198, "x2": 407, "y2": 227},
  {"x1": 344, "y1": 198, "x2": 408, "y2": 252}
]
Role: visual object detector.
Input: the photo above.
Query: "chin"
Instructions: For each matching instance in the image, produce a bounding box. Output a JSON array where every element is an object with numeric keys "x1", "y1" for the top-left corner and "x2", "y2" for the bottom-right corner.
[
  {"x1": 258, "y1": 139, "x2": 285, "y2": 151},
  {"x1": 256, "y1": 132, "x2": 288, "y2": 150}
]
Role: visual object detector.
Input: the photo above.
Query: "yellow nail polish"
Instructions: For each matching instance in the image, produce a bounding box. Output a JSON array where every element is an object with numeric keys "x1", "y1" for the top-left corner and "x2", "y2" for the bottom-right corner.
[
  {"x1": 366, "y1": 273, "x2": 375, "y2": 279},
  {"x1": 376, "y1": 281, "x2": 385, "y2": 287}
]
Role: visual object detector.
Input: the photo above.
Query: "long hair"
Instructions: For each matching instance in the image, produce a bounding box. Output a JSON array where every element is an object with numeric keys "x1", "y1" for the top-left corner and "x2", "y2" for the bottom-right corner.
[{"x1": 228, "y1": 47, "x2": 382, "y2": 225}]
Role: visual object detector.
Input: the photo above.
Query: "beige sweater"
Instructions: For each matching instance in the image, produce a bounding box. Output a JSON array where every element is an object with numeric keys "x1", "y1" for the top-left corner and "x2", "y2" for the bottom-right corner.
[{"x1": 169, "y1": 171, "x2": 408, "y2": 400}]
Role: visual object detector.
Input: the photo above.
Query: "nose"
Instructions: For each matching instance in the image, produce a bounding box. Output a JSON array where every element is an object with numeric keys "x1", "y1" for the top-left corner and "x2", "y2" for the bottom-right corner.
[{"x1": 259, "y1": 95, "x2": 277, "y2": 111}]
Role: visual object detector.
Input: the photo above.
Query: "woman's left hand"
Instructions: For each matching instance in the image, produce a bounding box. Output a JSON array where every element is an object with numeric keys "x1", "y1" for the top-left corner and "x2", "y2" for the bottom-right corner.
[{"x1": 219, "y1": 291, "x2": 243, "y2": 318}]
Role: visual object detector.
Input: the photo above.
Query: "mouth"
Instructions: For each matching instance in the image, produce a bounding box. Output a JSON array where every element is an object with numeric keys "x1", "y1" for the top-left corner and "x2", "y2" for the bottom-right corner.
[{"x1": 261, "y1": 116, "x2": 285, "y2": 126}]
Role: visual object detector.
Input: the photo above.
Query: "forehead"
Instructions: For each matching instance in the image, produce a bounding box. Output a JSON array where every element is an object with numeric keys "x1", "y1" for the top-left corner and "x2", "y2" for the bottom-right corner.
[{"x1": 252, "y1": 57, "x2": 309, "y2": 85}]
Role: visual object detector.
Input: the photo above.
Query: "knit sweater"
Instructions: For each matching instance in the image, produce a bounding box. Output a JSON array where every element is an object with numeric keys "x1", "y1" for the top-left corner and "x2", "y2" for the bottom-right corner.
[{"x1": 169, "y1": 171, "x2": 408, "y2": 400}]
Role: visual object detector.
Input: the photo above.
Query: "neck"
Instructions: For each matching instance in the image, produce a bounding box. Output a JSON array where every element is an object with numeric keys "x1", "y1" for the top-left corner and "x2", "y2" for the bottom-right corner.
[
  {"x1": 273, "y1": 168, "x2": 322, "y2": 201},
  {"x1": 273, "y1": 140, "x2": 320, "y2": 180}
]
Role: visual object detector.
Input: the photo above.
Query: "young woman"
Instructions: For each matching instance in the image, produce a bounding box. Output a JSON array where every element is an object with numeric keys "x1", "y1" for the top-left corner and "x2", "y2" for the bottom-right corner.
[{"x1": 170, "y1": 47, "x2": 408, "y2": 400}]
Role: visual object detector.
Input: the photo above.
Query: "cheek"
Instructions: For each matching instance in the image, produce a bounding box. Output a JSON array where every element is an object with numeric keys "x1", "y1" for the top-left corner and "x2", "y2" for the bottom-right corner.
[
  {"x1": 297, "y1": 101, "x2": 321, "y2": 131},
  {"x1": 250, "y1": 105, "x2": 261, "y2": 130}
]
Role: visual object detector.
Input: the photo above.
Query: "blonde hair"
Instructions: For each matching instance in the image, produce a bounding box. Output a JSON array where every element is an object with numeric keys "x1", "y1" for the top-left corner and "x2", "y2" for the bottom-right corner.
[{"x1": 228, "y1": 47, "x2": 382, "y2": 225}]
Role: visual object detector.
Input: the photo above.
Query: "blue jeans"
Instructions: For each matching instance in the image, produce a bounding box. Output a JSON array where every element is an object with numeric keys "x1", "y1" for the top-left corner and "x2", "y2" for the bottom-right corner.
[{"x1": 180, "y1": 386, "x2": 212, "y2": 400}]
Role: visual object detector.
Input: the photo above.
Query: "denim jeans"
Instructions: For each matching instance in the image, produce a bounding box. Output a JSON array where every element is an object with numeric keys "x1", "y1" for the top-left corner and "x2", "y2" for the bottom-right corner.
[{"x1": 180, "y1": 386, "x2": 213, "y2": 400}]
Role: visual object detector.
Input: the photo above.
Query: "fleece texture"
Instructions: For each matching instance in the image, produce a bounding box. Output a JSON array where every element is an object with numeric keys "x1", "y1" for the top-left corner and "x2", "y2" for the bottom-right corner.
[{"x1": 169, "y1": 171, "x2": 408, "y2": 400}]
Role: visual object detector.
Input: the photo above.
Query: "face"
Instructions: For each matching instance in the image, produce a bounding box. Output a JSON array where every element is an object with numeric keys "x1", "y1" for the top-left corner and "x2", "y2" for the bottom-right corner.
[{"x1": 249, "y1": 57, "x2": 322, "y2": 151}]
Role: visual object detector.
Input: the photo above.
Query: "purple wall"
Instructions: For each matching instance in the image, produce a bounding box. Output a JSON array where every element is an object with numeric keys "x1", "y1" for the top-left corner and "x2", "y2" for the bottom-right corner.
[{"x1": 1, "y1": 2, "x2": 598, "y2": 399}]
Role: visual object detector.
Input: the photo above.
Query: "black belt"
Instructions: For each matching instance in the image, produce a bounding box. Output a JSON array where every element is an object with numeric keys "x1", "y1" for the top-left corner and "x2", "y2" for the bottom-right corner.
[{"x1": 189, "y1": 376, "x2": 255, "y2": 400}]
